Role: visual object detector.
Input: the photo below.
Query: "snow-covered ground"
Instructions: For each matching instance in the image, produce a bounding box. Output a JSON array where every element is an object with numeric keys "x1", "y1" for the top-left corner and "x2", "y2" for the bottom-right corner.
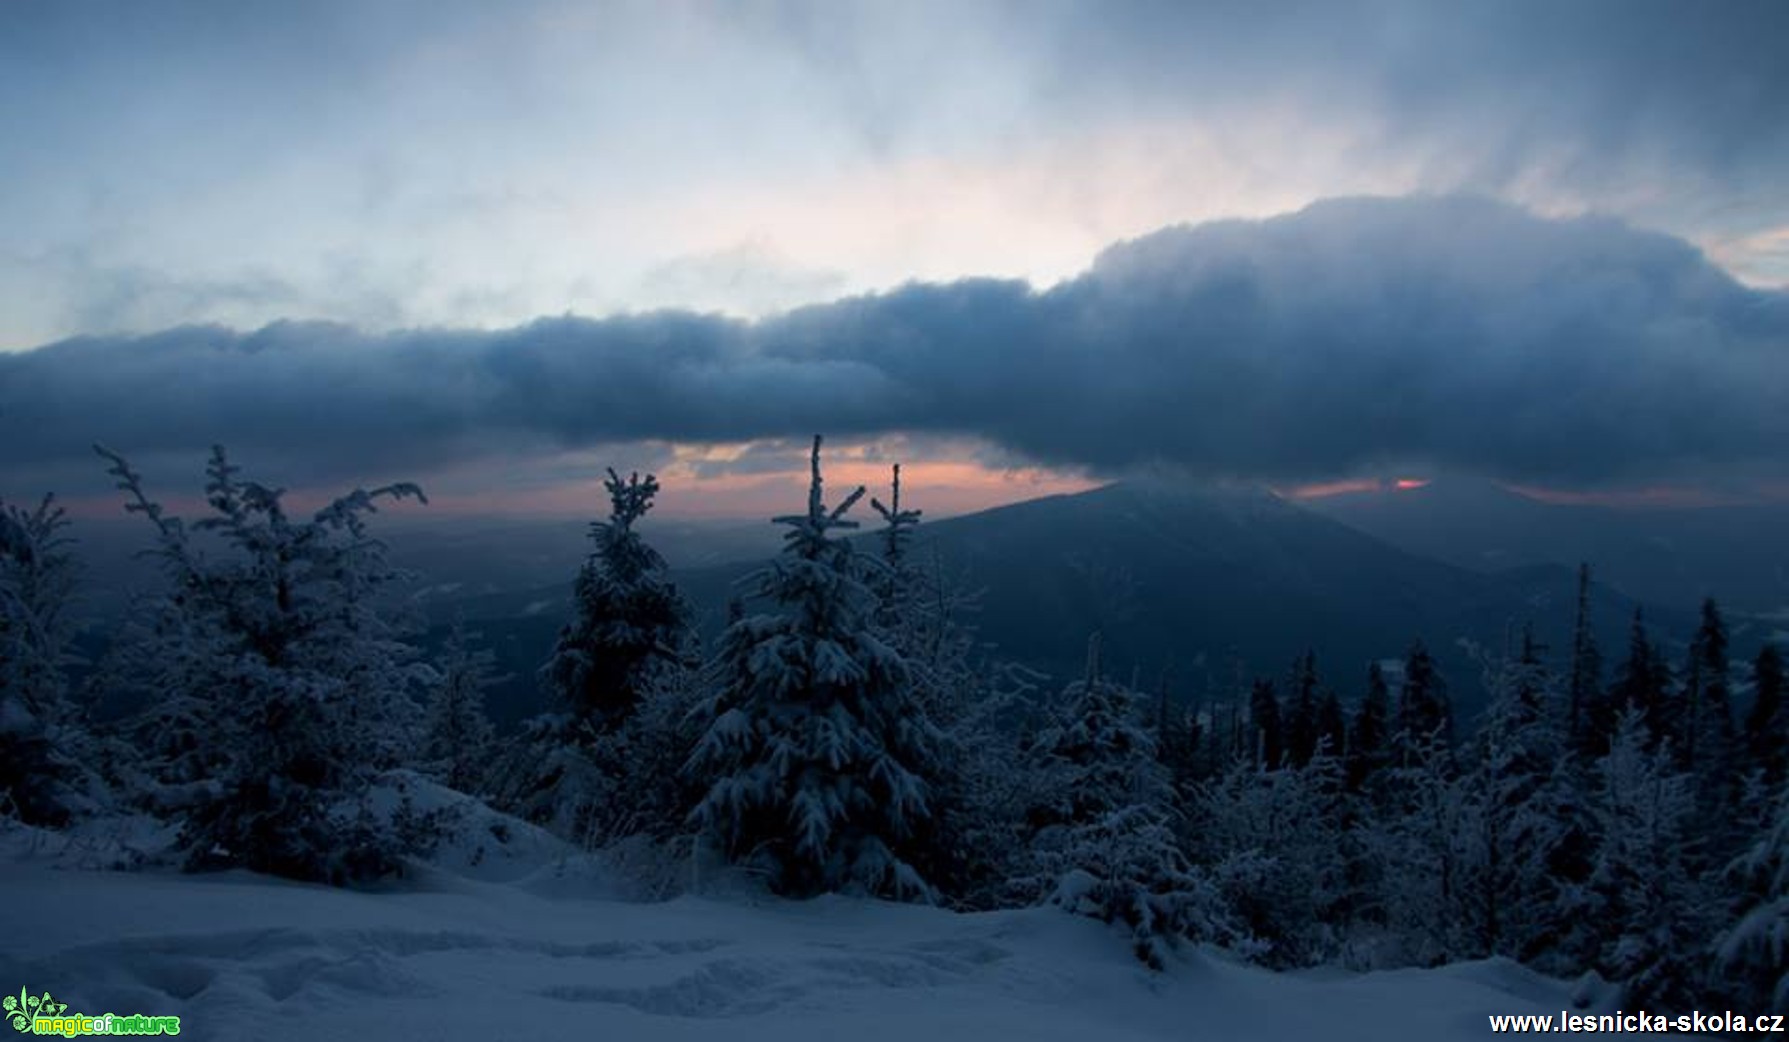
[
  {"x1": 0, "y1": 779, "x2": 1688, "y2": 1042},
  {"x1": 0, "y1": 828, "x2": 1669, "y2": 1042}
]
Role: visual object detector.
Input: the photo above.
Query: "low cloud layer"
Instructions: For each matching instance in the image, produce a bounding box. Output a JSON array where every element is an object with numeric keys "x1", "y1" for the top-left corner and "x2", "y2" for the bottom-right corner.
[{"x1": 4, "y1": 196, "x2": 1784, "y2": 496}]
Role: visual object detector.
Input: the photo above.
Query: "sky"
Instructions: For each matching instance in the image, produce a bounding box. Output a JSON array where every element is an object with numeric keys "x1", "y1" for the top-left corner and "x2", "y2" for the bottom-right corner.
[{"x1": 2, "y1": 0, "x2": 1787, "y2": 518}]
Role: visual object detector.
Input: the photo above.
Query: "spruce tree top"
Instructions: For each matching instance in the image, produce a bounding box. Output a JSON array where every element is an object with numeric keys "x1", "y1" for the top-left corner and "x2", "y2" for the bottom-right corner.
[
  {"x1": 871, "y1": 463, "x2": 922, "y2": 572},
  {"x1": 543, "y1": 464, "x2": 688, "y2": 731},
  {"x1": 763, "y1": 435, "x2": 878, "y2": 631},
  {"x1": 778, "y1": 435, "x2": 866, "y2": 550},
  {"x1": 592, "y1": 468, "x2": 664, "y2": 584}
]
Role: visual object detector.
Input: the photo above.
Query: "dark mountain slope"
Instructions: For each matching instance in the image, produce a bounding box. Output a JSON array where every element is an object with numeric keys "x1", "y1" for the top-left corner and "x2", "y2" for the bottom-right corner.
[
  {"x1": 1305, "y1": 478, "x2": 1789, "y2": 615},
  {"x1": 669, "y1": 479, "x2": 1671, "y2": 715}
]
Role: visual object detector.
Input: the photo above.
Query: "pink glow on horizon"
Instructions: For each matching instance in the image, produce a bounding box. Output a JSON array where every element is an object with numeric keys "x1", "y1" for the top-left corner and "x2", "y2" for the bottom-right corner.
[
  {"x1": 379, "y1": 457, "x2": 1098, "y2": 521},
  {"x1": 1279, "y1": 477, "x2": 1437, "y2": 500},
  {"x1": 645, "y1": 459, "x2": 1099, "y2": 520},
  {"x1": 1282, "y1": 476, "x2": 1786, "y2": 509},
  {"x1": 1279, "y1": 478, "x2": 1384, "y2": 499}
]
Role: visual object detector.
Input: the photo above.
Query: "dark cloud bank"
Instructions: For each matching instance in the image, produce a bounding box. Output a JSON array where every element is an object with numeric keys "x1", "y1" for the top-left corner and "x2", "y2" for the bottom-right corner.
[{"x1": 4, "y1": 196, "x2": 1785, "y2": 493}]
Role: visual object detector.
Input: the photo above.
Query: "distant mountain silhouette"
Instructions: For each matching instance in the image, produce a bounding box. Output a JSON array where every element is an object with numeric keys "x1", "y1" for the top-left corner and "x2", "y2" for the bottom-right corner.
[
  {"x1": 1303, "y1": 478, "x2": 1789, "y2": 615},
  {"x1": 670, "y1": 479, "x2": 1675, "y2": 717},
  {"x1": 424, "y1": 479, "x2": 1712, "y2": 728}
]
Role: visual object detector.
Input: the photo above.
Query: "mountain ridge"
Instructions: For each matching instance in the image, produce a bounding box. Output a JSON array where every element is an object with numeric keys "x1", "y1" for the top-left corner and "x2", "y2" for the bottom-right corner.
[{"x1": 413, "y1": 478, "x2": 1711, "y2": 727}]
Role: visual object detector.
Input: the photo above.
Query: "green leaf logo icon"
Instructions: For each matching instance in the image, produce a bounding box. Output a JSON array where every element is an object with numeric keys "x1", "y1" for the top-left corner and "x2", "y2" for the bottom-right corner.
[
  {"x1": 6, "y1": 987, "x2": 60, "y2": 1033},
  {"x1": 5, "y1": 986, "x2": 27, "y2": 1033}
]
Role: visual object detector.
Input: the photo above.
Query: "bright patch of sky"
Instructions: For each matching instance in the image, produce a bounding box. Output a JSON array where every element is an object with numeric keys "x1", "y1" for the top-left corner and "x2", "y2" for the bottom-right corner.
[{"x1": 3, "y1": 0, "x2": 1785, "y2": 351}]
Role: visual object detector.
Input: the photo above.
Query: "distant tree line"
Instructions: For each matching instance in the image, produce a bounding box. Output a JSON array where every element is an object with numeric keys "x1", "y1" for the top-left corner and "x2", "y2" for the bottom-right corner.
[{"x1": 1, "y1": 438, "x2": 1784, "y2": 1011}]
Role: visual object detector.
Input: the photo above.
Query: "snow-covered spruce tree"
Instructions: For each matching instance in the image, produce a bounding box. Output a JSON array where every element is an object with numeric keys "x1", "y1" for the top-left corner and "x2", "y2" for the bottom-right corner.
[
  {"x1": 1717, "y1": 780, "x2": 1789, "y2": 1011},
  {"x1": 97, "y1": 445, "x2": 429, "y2": 884},
  {"x1": 868, "y1": 464, "x2": 965, "y2": 738},
  {"x1": 1189, "y1": 745, "x2": 1351, "y2": 967},
  {"x1": 545, "y1": 469, "x2": 689, "y2": 731},
  {"x1": 868, "y1": 464, "x2": 996, "y2": 902},
  {"x1": 946, "y1": 659, "x2": 1054, "y2": 908},
  {"x1": 103, "y1": 588, "x2": 240, "y2": 809},
  {"x1": 1459, "y1": 630, "x2": 1589, "y2": 968},
  {"x1": 496, "y1": 467, "x2": 693, "y2": 844},
  {"x1": 0, "y1": 495, "x2": 105, "y2": 825},
  {"x1": 869, "y1": 463, "x2": 922, "y2": 631},
  {"x1": 1586, "y1": 708, "x2": 1713, "y2": 1010},
  {"x1": 1018, "y1": 634, "x2": 1230, "y2": 969},
  {"x1": 1362, "y1": 637, "x2": 1468, "y2": 964},
  {"x1": 1375, "y1": 725, "x2": 1476, "y2": 965},
  {"x1": 865, "y1": 464, "x2": 1042, "y2": 906},
  {"x1": 687, "y1": 436, "x2": 942, "y2": 899},
  {"x1": 868, "y1": 465, "x2": 1008, "y2": 737},
  {"x1": 419, "y1": 622, "x2": 499, "y2": 796},
  {"x1": 610, "y1": 630, "x2": 711, "y2": 844}
]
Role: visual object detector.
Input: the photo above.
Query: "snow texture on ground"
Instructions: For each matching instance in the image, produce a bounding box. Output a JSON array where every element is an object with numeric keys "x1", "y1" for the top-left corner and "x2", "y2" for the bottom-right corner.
[{"x1": 0, "y1": 862, "x2": 1689, "y2": 1041}]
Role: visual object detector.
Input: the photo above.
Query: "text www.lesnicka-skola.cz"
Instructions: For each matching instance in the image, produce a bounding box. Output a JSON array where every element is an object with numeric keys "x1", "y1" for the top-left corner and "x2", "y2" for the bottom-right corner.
[{"x1": 1489, "y1": 1010, "x2": 1784, "y2": 1034}]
